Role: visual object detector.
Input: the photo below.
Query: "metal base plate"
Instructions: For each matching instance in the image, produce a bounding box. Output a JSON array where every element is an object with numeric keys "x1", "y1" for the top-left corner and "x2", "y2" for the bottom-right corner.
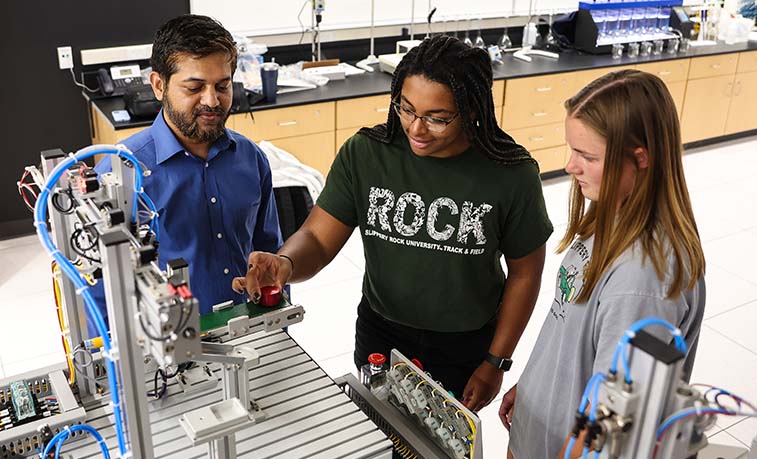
[{"x1": 60, "y1": 330, "x2": 393, "y2": 458}]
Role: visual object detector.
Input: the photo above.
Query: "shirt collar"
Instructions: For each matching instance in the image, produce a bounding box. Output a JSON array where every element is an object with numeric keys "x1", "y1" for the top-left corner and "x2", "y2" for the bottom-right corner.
[{"x1": 151, "y1": 110, "x2": 236, "y2": 165}]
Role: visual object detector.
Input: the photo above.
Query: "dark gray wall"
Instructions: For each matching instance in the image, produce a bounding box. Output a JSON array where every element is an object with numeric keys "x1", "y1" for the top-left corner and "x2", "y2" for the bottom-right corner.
[{"x1": 0, "y1": 1, "x2": 189, "y2": 238}]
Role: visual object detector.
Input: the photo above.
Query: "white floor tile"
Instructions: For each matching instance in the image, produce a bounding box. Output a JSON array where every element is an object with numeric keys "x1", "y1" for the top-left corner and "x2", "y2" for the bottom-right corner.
[
  {"x1": 703, "y1": 228, "x2": 757, "y2": 286},
  {"x1": 289, "y1": 252, "x2": 363, "y2": 294},
  {"x1": 288, "y1": 276, "x2": 362, "y2": 362},
  {"x1": 690, "y1": 326, "x2": 757, "y2": 408},
  {"x1": 727, "y1": 178, "x2": 757, "y2": 231},
  {"x1": 707, "y1": 429, "x2": 749, "y2": 449},
  {"x1": 0, "y1": 289, "x2": 63, "y2": 364},
  {"x1": 0, "y1": 242, "x2": 50, "y2": 297},
  {"x1": 706, "y1": 300, "x2": 757, "y2": 355},
  {"x1": 689, "y1": 185, "x2": 751, "y2": 242},
  {"x1": 3, "y1": 352, "x2": 65, "y2": 379},
  {"x1": 714, "y1": 415, "x2": 748, "y2": 434},
  {"x1": 0, "y1": 233, "x2": 39, "y2": 252},
  {"x1": 703, "y1": 265, "x2": 757, "y2": 320},
  {"x1": 340, "y1": 229, "x2": 365, "y2": 271},
  {"x1": 683, "y1": 137, "x2": 757, "y2": 191},
  {"x1": 314, "y1": 351, "x2": 357, "y2": 380},
  {"x1": 540, "y1": 176, "x2": 572, "y2": 227},
  {"x1": 724, "y1": 416, "x2": 757, "y2": 447},
  {"x1": 478, "y1": 395, "x2": 510, "y2": 459}
]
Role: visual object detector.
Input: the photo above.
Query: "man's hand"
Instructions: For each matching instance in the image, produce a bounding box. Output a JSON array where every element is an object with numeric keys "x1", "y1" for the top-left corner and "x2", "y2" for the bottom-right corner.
[
  {"x1": 462, "y1": 362, "x2": 504, "y2": 412},
  {"x1": 499, "y1": 384, "x2": 517, "y2": 430},
  {"x1": 231, "y1": 252, "x2": 293, "y2": 303}
]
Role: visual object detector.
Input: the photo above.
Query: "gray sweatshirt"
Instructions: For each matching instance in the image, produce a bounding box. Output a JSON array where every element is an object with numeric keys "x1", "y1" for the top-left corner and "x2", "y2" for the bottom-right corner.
[{"x1": 509, "y1": 235, "x2": 705, "y2": 459}]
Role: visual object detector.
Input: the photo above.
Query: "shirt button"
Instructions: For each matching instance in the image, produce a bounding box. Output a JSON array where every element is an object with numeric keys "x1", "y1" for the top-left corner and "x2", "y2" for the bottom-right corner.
[
  {"x1": 217, "y1": 233, "x2": 223, "y2": 239},
  {"x1": 210, "y1": 197, "x2": 217, "y2": 204},
  {"x1": 205, "y1": 163, "x2": 209, "y2": 168},
  {"x1": 223, "y1": 268, "x2": 230, "y2": 275},
  {"x1": 184, "y1": 152, "x2": 189, "y2": 157}
]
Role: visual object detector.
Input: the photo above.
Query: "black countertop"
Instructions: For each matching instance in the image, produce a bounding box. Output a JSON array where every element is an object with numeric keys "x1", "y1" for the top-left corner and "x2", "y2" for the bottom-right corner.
[{"x1": 91, "y1": 40, "x2": 757, "y2": 131}]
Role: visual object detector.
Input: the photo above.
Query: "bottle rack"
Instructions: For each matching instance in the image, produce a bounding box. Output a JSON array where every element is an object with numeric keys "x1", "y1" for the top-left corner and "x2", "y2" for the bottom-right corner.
[{"x1": 574, "y1": 0, "x2": 683, "y2": 53}]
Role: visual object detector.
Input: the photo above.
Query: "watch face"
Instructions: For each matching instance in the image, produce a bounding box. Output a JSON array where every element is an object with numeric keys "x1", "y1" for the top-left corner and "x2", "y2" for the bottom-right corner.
[{"x1": 487, "y1": 354, "x2": 512, "y2": 370}]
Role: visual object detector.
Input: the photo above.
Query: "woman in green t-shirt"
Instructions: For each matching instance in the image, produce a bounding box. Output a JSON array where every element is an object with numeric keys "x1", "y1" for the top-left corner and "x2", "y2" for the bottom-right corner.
[{"x1": 234, "y1": 35, "x2": 553, "y2": 412}]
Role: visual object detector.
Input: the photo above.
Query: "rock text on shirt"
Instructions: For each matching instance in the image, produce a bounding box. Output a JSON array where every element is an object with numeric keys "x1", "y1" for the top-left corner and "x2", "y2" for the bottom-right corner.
[{"x1": 364, "y1": 186, "x2": 492, "y2": 256}]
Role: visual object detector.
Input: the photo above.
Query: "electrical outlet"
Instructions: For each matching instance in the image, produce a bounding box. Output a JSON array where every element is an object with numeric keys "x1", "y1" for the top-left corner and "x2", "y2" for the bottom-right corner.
[{"x1": 57, "y1": 46, "x2": 73, "y2": 70}]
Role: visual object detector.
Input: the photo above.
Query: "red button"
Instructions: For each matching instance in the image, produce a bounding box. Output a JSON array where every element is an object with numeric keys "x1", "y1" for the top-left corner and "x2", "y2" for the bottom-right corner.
[
  {"x1": 411, "y1": 358, "x2": 424, "y2": 370},
  {"x1": 368, "y1": 353, "x2": 386, "y2": 366},
  {"x1": 260, "y1": 286, "x2": 281, "y2": 307}
]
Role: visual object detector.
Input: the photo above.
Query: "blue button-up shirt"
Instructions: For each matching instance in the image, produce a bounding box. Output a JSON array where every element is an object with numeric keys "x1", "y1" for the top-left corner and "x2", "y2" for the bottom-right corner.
[{"x1": 93, "y1": 111, "x2": 282, "y2": 316}]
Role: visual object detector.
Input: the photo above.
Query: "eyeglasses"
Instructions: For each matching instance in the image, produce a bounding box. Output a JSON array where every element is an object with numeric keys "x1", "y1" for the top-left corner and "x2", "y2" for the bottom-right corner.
[{"x1": 391, "y1": 101, "x2": 459, "y2": 133}]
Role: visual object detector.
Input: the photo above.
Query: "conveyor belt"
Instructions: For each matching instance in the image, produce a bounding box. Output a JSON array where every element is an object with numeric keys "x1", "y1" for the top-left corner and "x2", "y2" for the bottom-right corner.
[{"x1": 61, "y1": 329, "x2": 393, "y2": 458}]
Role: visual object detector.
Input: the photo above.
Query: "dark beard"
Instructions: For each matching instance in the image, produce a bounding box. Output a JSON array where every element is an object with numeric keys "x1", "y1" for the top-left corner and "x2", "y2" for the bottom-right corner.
[{"x1": 163, "y1": 94, "x2": 229, "y2": 143}]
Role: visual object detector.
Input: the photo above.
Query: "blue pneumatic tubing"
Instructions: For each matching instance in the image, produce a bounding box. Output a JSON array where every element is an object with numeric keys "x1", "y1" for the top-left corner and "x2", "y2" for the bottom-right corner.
[
  {"x1": 139, "y1": 190, "x2": 160, "y2": 241},
  {"x1": 42, "y1": 423, "x2": 111, "y2": 459},
  {"x1": 611, "y1": 317, "x2": 687, "y2": 383},
  {"x1": 34, "y1": 145, "x2": 149, "y2": 456}
]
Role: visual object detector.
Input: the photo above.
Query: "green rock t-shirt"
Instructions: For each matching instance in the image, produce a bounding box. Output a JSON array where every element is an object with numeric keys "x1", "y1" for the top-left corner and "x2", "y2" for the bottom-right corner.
[{"x1": 317, "y1": 131, "x2": 553, "y2": 332}]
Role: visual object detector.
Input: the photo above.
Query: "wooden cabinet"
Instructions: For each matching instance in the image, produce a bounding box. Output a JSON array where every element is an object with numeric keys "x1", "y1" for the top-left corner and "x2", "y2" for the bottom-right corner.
[
  {"x1": 635, "y1": 59, "x2": 690, "y2": 84},
  {"x1": 91, "y1": 51, "x2": 757, "y2": 178},
  {"x1": 636, "y1": 59, "x2": 689, "y2": 118},
  {"x1": 667, "y1": 80, "x2": 686, "y2": 118},
  {"x1": 335, "y1": 94, "x2": 390, "y2": 152},
  {"x1": 531, "y1": 145, "x2": 568, "y2": 173},
  {"x1": 570, "y1": 65, "x2": 636, "y2": 94},
  {"x1": 336, "y1": 94, "x2": 390, "y2": 130},
  {"x1": 492, "y1": 80, "x2": 505, "y2": 128},
  {"x1": 688, "y1": 54, "x2": 739, "y2": 80},
  {"x1": 492, "y1": 80, "x2": 505, "y2": 108},
  {"x1": 737, "y1": 50, "x2": 757, "y2": 74},
  {"x1": 268, "y1": 131, "x2": 336, "y2": 178},
  {"x1": 725, "y1": 71, "x2": 757, "y2": 135},
  {"x1": 91, "y1": 106, "x2": 144, "y2": 145},
  {"x1": 725, "y1": 52, "x2": 757, "y2": 135},
  {"x1": 681, "y1": 74, "x2": 735, "y2": 143},
  {"x1": 508, "y1": 122, "x2": 565, "y2": 152},
  {"x1": 233, "y1": 102, "x2": 335, "y2": 141},
  {"x1": 680, "y1": 55, "x2": 750, "y2": 143},
  {"x1": 232, "y1": 102, "x2": 336, "y2": 177},
  {"x1": 501, "y1": 73, "x2": 573, "y2": 130}
]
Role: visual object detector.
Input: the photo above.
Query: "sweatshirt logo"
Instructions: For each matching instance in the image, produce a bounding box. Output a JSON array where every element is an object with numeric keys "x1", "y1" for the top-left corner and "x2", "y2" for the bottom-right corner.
[
  {"x1": 559, "y1": 265, "x2": 578, "y2": 303},
  {"x1": 551, "y1": 240, "x2": 590, "y2": 321},
  {"x1": 551, "y1": 265, "x2": 578, "y2": 321}
]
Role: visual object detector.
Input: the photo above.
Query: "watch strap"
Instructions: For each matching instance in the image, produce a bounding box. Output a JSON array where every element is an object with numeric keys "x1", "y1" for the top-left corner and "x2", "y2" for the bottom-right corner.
[{"x1": 485, "y1": 353, "x2": 513, "y2": 371}]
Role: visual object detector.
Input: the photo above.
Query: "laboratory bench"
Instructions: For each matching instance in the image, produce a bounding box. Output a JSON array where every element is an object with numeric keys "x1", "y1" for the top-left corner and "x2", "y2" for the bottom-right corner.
[{"x1": 88, "y1": 41, "x2": 757, "y2": 177}]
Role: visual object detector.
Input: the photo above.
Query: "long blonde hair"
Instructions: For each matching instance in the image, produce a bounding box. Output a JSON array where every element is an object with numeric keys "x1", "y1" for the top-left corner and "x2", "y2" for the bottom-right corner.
[{"x1": 560, "y1": 69, "x2": 704, "y2": 303}]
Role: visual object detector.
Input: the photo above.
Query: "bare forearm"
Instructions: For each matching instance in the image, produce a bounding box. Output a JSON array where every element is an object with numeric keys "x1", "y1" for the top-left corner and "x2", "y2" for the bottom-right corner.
[
  {"x1": 488, "y1": 274, "x2": 541, "y2": 357},
  {"x1": 271, "y1": 206, "x2": 353, "y2": 284},
  {"x1": 277, "y1": 227, "x2": 335, "y2": 283}
]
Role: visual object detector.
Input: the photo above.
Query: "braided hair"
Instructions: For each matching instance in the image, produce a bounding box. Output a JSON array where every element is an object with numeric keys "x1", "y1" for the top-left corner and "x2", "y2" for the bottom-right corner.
[{"x1": 360, "y1": 35, "x2": 534, "y2": 166}]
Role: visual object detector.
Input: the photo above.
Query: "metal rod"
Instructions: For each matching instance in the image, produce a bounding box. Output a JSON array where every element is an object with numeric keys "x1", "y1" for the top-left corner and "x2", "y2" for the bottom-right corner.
[
  {"x1": 41, "y1": 152, "x2": 96, "y2": 397},
  {"x1": 410, "y1": 0, "x2": 415, "y2": 40},
  {"x1": 370, "y1": 0, "x2": 375, "y2": 56},
  {"x1": 100, "y1": 230, "x2": 155, "y2": 459},
  {"x1": 311, "y1": 7, "x2": 316, "y2": 61}
]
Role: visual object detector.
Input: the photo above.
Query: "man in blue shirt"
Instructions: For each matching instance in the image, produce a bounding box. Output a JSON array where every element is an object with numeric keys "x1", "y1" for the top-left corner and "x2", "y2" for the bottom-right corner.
[{"x1": 93, "y1": 15, "x2": 282, "y2": 324}]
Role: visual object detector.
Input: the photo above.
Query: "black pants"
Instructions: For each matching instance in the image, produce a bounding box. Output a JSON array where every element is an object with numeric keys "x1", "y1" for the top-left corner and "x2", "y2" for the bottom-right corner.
[{"x1": 354, "y1": 296, "x2": 496, "y2": 399}]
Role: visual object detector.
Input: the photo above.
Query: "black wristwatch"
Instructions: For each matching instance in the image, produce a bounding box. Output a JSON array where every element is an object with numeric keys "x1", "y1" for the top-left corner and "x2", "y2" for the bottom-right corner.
[{"x1": 484, "y1": 353, "x2": 513, "y2": 371}]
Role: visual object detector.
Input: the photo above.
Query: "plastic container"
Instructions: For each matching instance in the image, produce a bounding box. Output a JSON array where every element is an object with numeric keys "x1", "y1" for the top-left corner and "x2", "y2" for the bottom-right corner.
[
  {"x1": 523, "y1": 22, "x2": 538, "y2": 46},
  {"x1": 260, "y1": 61, "x2": 279, "y2": 103}
]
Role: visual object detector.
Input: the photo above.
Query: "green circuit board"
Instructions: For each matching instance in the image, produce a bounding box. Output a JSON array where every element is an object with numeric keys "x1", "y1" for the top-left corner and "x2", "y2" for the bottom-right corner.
[{"x1": 200, "y1": 296, "x2": 290, "y2": 332}]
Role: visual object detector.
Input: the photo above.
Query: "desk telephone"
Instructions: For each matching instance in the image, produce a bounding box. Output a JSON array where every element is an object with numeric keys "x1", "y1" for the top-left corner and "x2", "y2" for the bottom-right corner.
[{"x1": 97, "y1": 65, "x2": 145, "y2": 96}]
